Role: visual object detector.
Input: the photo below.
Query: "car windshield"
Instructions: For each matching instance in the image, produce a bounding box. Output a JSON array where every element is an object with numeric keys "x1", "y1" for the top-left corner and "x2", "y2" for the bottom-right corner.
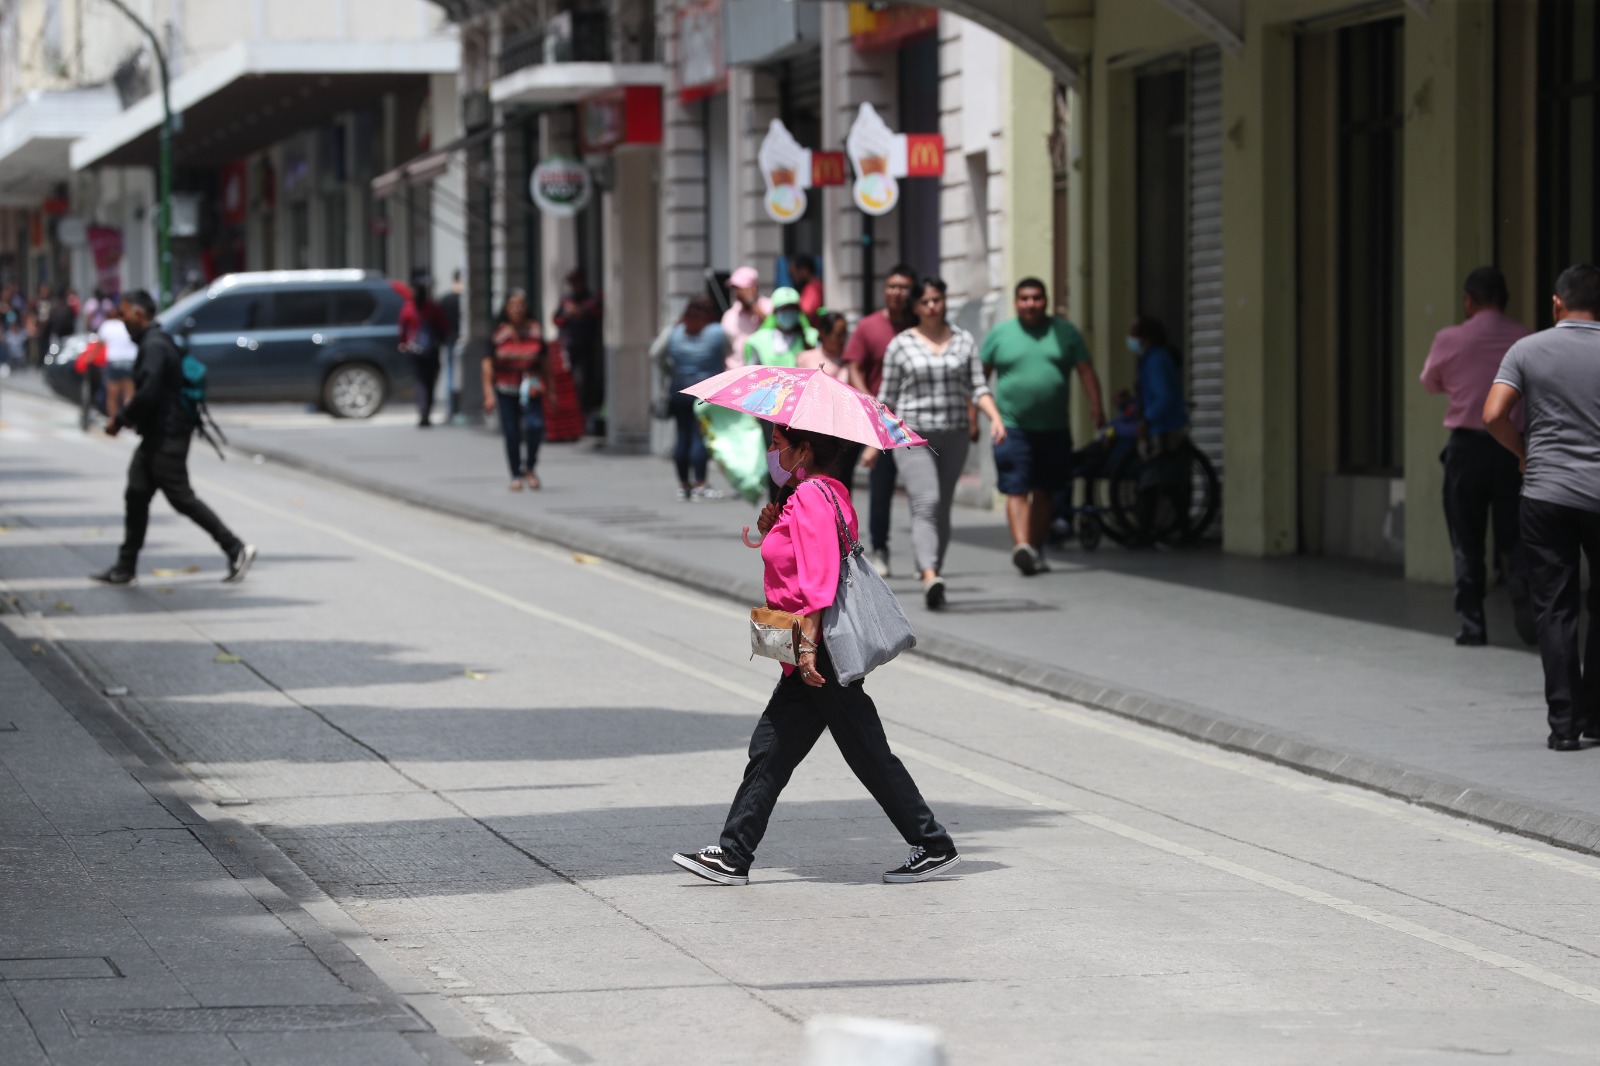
[{"x1": 156, "y1": 290, "x2": 211, "y2": 331}]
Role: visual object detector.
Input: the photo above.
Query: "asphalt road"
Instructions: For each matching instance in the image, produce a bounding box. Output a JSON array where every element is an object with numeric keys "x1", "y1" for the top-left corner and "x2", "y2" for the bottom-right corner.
[{"x1": 5, "y1": 389, "x2": 1600, "y2": 1064}]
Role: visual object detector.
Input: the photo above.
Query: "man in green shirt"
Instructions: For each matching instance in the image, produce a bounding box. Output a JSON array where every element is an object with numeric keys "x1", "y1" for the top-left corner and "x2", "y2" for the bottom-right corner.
[
  {"x1": 743, "y1": 286, "x2": 816, "y2": 367},
  {"x1": 981, "y1": 277, "x2": 1104, "y2": 575}
]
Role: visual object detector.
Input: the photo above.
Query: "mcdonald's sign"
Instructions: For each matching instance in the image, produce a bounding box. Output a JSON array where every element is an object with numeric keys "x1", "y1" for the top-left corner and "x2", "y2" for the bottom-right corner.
[
  {"x1": 903, "y1": 134, "x2": 943, "y2": 177},
  {"x1": 811, "y1": 152, "x2": 847, "y2": 187}
]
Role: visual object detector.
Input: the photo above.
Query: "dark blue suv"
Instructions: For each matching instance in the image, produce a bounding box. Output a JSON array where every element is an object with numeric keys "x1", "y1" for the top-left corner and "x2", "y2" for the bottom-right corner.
[{"x1": 158, "y1": 270, "x2": 413, "y2": 418}]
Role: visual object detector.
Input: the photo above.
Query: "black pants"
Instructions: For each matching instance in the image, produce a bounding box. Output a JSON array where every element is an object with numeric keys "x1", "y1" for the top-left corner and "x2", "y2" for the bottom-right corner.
[
  {"x1": 1521, "y1": 497, "x2": 1600, "y2": 739},
  {"x1": 493, "y1": 392, "x2": 544, "y2": 478},
  {"x1": 867, "y1": 448, "x2": 897, "y2": 554},
  {"x1": 718, "y1": 645, "x2": 954, "y2": 868},
  {"x1": 1442, "y1": 429, "x2": 1527, "y2": 637},
  {"x1": 669, "y1": 394, "x2": 707, "y2": 485},
  {"x1": 411, "y1": 354, "x2": 441, "y2": 425},
  {"x1": 117, "y1": 439, "x2": 241, "y2": 571}
]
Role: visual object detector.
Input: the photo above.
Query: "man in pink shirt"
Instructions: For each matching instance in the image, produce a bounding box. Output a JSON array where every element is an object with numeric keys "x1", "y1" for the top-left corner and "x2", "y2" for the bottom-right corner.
[
  {"x1": 1420, "y1": 266, "x2": 1534, "y2": 647},
  {"x1": 720, "y1": 265, "x2": 772, "y2": 372}
]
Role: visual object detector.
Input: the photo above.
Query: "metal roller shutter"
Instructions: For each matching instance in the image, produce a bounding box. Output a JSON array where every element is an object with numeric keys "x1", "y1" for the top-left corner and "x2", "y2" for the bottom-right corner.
[{"x1": 1188, "y1": 46, "x2": 1225, "y2": 514}]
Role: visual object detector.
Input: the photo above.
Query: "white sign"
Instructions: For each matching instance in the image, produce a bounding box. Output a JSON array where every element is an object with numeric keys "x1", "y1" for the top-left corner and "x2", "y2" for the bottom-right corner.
[
  {"x1": 56, "y1": 216, "x2": 87, "y2": 247},
  {"x1": 529, "y1": 156, "x2": 592, "y2": 218},
  {"x1": 757, "y1": 119, "x2": 812, "y2": 224},
  {"x1": 846, "y1": 103, "x2": 899, "y2": 216}
]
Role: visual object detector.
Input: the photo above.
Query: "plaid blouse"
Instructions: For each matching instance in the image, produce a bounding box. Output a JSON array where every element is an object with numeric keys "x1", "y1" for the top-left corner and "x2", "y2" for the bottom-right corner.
[{"x1": 877, "y1": 326, "x2": 992, "y2": 434}]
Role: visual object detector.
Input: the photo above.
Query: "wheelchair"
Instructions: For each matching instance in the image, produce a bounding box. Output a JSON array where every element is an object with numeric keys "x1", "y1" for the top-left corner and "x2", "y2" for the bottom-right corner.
[{"x1": 1055, "y1": 427, "x2": 1220, "y2": 550}]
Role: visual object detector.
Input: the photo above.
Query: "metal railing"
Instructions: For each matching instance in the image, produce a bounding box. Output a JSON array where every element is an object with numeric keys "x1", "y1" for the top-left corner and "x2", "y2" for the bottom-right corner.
[{"x1": 498, "y1": 12, "x2": 611, "y2": 77}]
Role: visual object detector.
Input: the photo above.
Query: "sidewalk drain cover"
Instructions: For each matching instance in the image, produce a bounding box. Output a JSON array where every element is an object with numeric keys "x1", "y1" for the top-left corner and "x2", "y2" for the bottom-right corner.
[{"x1": 64, "y1": 1003, "x2": 428, "y2": 1036}]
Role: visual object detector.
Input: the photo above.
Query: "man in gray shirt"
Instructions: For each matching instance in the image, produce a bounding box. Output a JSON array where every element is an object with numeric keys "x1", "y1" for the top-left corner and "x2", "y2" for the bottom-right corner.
[{"x1": 1484, "y1": 264, "x2": 1600, "y2": 751}]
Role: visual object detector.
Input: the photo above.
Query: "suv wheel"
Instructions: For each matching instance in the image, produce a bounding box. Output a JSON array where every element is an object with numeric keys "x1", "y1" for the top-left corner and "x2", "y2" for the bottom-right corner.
[{"x1": 324, "y1": 363, "x2": 386, "y2": 419}]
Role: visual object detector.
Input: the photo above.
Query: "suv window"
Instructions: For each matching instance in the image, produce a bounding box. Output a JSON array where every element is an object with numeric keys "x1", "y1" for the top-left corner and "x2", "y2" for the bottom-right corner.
[
  {"x1": 330, "y1": 289, "x2": 379, "y2": 325},
  {"x1": 271, "y1": 291, "x2": 332, "y2": 329},
  {"x1": 184, "y1": 293, "x2": 261, "y2": 333}
]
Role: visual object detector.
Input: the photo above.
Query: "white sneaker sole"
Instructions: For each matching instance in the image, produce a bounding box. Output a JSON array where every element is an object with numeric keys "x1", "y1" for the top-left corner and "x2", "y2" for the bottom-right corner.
[
  {"x1": 224, "y1": 545, "x2": 257, "y2": 585},
  {"x1": 672, "y1": 852, "x2": 748, "y2": 886},
  {"x1": 883, "y1": 855, "x2": 961, "y2": 883}
]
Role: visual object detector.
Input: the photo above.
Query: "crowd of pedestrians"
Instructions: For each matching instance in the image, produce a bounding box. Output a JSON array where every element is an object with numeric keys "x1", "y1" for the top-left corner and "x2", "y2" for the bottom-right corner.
[{"x1": 0, "y1": 282, "x2": 85, "y2": 370}]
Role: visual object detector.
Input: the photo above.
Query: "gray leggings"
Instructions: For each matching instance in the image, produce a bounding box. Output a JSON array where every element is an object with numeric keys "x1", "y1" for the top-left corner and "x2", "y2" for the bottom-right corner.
[{"x1": 897, "y1": 429, "x2": 970, "y2": 575}]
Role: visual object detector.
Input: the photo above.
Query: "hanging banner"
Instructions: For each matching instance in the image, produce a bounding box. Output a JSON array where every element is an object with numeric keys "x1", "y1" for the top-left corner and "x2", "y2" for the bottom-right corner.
[
  {"x1": 758, "y1": 120, "x2": 812, "y2": 224},
  {"x1": 87, "y1": 226, "x2": 123, "y2": 294},
  {"x1": 529, "y1": 156, "x2": 593, "y2": 218},
  {"x1": 675, "y1": 0, "x2": 726, "y2": 103},
  {"x1": 845, "y1": 103, "x2": 946, "y2": 216}
]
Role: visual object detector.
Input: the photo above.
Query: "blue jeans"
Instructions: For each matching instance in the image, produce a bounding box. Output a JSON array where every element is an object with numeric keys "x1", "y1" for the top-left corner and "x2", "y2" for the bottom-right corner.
[
  {"x1": 867, "y1": 448, "x2": 897, "y2": 553},
  {"x1": 669, "y1": 394, "x2": 708, "y2": 485},
  {"x1": 494, "y1": 391, "x2": 544, "y2": 478}
]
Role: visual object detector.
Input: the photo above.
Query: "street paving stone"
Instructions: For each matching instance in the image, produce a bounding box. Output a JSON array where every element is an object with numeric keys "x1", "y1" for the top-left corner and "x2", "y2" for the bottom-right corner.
[{"x1": 8, "y1": 388, "x2": 1600, "y2": 1061}]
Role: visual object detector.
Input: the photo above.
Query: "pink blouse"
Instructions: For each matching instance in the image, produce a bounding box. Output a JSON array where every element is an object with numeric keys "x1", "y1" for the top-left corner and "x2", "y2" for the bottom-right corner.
[
  {"x1": 761, "y1": 475, "x2": 857, "y2": 636},
  {"x1": 797, "y1": 346, "x2": 850, "y2": 381}
]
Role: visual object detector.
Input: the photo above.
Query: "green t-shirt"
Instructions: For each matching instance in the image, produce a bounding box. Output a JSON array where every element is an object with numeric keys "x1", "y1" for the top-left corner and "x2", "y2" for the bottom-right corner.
[{"x1": 979, "y1": 316, "x2": 1089, "y2": 432}]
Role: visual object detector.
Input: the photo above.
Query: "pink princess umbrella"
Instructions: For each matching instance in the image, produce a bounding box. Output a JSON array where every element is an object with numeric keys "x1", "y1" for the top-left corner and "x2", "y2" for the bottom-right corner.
[{"x1": 681, "y1": 365, "x2": 926, "y2": 546}]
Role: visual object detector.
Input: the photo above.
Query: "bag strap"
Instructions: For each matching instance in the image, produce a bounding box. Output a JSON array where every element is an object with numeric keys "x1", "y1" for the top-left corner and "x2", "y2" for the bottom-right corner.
[{"x1": 812, "y1": 482, "x2": 860, "y2": 561}]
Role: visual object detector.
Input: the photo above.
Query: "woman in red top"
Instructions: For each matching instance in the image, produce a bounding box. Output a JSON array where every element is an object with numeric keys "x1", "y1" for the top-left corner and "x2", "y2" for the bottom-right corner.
[{"x1": 481, "y1": 290, "x2": 552, "y2": 490}]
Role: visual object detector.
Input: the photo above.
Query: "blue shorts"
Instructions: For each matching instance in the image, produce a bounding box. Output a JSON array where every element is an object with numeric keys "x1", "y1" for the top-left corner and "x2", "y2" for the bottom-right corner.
[
  {"x1": 104, "y1": 364, "x2": 133, "y2": 383},
  {"x1": 994, "y1": 427, "x2": 1073, "y2": 495}
]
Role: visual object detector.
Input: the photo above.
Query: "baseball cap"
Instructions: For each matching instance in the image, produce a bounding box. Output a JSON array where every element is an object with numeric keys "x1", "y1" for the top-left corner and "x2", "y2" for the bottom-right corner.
[
  {"x1": 771, "y1": 286, "x2": 800, "y2": 308},
  {"x1": 729, "y1": 265, "x2": 759, "y2": 289}
]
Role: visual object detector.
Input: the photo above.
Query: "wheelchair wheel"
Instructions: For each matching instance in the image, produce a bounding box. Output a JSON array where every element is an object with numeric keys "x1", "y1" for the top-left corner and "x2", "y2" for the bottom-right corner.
[
  {"x1": 1108, "y1": 442, "x2": 1221, "y2": 547},
  {"x1": 1079, "y1": 512, "x2": 1103, "y2": 552}
]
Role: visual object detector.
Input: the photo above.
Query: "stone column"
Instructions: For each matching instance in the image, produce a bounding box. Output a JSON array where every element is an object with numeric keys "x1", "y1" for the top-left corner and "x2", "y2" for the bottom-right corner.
[
  {"x1": 1401, "y1": 0, "x2": 1495, "y2": 584},
  {"x1": 603, "y1": 144, "x2": 660, "y2": 452}
]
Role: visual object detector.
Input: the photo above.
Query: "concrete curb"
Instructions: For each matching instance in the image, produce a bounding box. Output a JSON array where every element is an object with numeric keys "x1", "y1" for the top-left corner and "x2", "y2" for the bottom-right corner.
[{"x1": 238, "y1": 438, "x2": 1600, "y2": 859}]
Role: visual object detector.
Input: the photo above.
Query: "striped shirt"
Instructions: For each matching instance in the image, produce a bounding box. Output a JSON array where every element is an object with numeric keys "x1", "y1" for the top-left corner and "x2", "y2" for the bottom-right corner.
[{"x1": 877, "y1": 326, "x2": 991, "y2": 434}]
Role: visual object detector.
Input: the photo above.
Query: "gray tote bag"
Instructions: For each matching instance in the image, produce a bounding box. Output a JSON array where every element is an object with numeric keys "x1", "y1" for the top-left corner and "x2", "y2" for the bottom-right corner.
[{"x1": 815, "y1": 484, "x2": 917, "y2": 686}]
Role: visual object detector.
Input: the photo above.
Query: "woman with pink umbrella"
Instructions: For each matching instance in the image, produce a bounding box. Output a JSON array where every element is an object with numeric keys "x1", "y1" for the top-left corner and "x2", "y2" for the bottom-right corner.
[{"x1": 670, "y1": 368, "x2": 959, "y2": 887}]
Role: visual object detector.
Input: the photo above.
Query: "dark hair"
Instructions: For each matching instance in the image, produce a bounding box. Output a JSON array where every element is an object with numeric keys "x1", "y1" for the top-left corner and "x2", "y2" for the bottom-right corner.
[
  {"x1": 497, "y1": 288, "x2": 528, "y2": 324},
  {"x1": 1463, "y1": 266, "x2": 1509, "y2": 309},
  {"x1": 885, "y1": 263, "x2": 917, "y2": 284},
  {"x1": 789, "y1": 254, "x2": 815, "y2": 277},
  {"x1": 682, "y1": 293, "x2": 718, "y2": 323},
  {"x1": 781, "y1": 426, "x2": 852, "y2": 481},
  {"x1": 917, "y1": 276, "x2": 948, "y2": 299},
  {"x1": 121, "y1": 290, "x2": 157, "y2": 317},
  {"x1": 817, "y1": 310, "x2": 848, "y2": 338},
  {"x1": 1133, "y1": 315, "x2": 1168, "y2": 348},
  {"x1": 1555, "y1": 264, "x2": 1600, "y2": 315},
  {"x1": 1015, "y1": 277, "x2": 1048, "y2": 298}
]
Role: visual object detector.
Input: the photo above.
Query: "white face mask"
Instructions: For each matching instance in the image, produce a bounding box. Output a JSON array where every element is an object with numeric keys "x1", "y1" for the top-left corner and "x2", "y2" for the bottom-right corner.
[{"x1": 767, "y1": 445, "x2": 802, "y2": 487}]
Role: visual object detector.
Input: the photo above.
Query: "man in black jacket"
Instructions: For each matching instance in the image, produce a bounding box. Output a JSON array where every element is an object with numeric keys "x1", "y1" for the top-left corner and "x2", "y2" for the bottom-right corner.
[{"x1": 90, "y1": 290, "x2": 255, "y2": 586}]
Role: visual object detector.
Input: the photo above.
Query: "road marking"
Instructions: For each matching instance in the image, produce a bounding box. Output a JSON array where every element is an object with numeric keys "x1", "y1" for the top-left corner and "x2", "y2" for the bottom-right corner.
[{"x1": 204, "y1": 483, "x2": 1600, "y2": 1009}]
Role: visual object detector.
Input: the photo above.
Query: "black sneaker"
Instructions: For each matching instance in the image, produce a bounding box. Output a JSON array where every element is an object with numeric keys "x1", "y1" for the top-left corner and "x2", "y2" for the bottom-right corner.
[
  {"x1": 224, "y1": 544, "x2": 257, "y2": 585},
  {"x1": 89, "y1": 566, "x2": 137, "y2": 587},
  {"x1": 883, "y1": 846, "x2": 960, "y2": 883},
  {"x1": 672, "y1": 846, "x2": 749, "y2": 886}
]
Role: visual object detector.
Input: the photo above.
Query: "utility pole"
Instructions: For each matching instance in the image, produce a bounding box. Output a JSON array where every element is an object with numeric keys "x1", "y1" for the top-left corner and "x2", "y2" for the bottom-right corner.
[{"x1": 101, "y1": 0, "x2": 173, "y2": 308}]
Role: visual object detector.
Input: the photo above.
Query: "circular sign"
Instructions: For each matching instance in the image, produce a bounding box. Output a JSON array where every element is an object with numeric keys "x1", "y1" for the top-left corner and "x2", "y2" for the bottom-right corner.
[
  {"x1": 764, "y1": 184, "x2": 806, "y2": 224},
  {"x1": 530, "y1": 157, "x2": 593, "y2": 218},
  {"x1": 852, "y1": 172, "x2": 898, "y2": 217}
]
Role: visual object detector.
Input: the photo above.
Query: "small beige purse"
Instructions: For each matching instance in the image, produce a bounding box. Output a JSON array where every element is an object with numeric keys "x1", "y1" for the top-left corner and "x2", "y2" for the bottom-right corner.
[{"x1": 749, "y1": 607, "x2": 803, "y2": 666}]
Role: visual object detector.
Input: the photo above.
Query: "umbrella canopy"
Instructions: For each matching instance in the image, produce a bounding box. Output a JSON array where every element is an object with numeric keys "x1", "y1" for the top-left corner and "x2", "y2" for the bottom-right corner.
[{"x1": 682, "y1": 365, "x2": 926, "y2": 450}]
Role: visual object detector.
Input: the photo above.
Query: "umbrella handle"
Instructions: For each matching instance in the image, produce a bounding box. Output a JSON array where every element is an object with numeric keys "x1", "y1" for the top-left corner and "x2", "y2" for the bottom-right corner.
[{"x1": 741, "y1": 526, "x2": 763, "y2": 549}]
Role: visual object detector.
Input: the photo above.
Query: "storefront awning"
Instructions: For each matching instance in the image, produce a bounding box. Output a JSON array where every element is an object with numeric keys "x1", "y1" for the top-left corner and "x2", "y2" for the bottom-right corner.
[
  {"x1": 371, "y1": 147, "x2": 454, "y2": 199},
  {"x1": 489, "y1": 62, "x2": 667, "y2": 109},
  {"x1": 69, "y1": 39, "x2": 460, "y2": 172},
  {"x1": 0, "y1": 89, "x2": 122, "y2": 205}
]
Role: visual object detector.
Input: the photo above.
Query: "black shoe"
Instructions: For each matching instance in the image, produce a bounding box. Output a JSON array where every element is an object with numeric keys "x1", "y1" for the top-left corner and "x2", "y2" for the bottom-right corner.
[
  {"x1": 224, "y1": 544, "x2": 257, "y2": 585},
  {"x1": 1454, "y1": 628, "x2": 1488, "y2": 647},
  {"x1": 924, "y1": 576, "x2": 946, "y2": 610},
  {"x1": 1510, "y1": 582, "x2": 1538, "y2": 646},
  {"x1": 671, "y1": 846, "x2": 748, "y2": 886},
  {"x1": 89, "y1": 566, "x2": 137, "y2": 587},
  {"x1": 1548, "y1": 734, "x2": 1583, "y2": 752},
  {"x1": 883, "y1": 847, "x2": 960, "y2": 883}
]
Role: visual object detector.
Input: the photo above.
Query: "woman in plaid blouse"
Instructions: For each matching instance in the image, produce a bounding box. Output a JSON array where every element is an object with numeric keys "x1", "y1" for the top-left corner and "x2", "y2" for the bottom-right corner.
[{"x1": 867, "y1": 277, "x2": 1006, "y2": 609}]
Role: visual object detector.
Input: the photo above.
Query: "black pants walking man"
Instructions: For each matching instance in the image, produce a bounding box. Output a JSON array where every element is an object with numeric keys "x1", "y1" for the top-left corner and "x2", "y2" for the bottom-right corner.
[
  {"x1": 1442, "y1": 429, "x2": 1535, "y2": 645},
  {"x1": 88, "y1": 289, "x2": 255, "y2": 588}
]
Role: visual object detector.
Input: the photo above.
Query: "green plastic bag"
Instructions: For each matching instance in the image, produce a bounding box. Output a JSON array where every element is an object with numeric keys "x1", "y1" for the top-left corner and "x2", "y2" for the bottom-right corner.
[{"x1": 697, "y1": 400, "x2": 766, "y2": 504}]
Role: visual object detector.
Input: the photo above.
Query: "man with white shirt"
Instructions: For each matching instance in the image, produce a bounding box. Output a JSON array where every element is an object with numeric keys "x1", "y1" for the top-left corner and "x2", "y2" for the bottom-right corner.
[{"x1": 1484, "y1": 264, "x2": 1600, "y2": 751}]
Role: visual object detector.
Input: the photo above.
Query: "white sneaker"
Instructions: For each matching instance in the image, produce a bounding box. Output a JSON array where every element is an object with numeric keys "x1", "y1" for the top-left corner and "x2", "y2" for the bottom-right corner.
[
  {"x1": 870, "y1": 550, "x2": 891, "y2": 578},
  {"x1": 691, "y1": 485, "x2": 725, "y2": 501},
  {"x1": 1011, "y1": 543, "x2": 1040, "y2": 576}
]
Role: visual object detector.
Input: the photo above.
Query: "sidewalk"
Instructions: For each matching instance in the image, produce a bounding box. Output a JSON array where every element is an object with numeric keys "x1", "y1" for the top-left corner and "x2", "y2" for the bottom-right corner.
[{"x1": 0, "y1": 591, "x2": 472, "y2": 1064}]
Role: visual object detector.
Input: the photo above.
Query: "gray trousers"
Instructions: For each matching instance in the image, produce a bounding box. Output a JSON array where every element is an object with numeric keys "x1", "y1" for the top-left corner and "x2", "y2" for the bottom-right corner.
[{"x1": 898, "y1": 429, "x2": 970, "y2": 575}]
